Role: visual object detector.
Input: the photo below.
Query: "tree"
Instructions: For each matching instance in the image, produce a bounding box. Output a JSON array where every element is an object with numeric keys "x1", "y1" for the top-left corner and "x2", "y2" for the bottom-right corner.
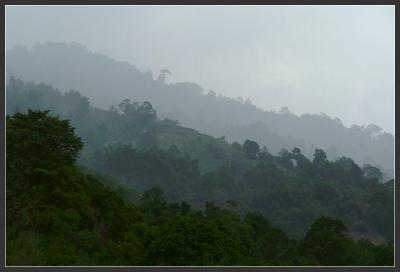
[
  {"x1": 140, "y1": 187, "x2": 168, "y2": 217},
  {"x1": 141, "y1": 187, "x2": 165, "y2": 203},
  {"x1": 7, "y1": 110, "x2": 83, "y2": 172},
  {"x1": 117, "y1": 99, "x2": 156, "y2": 125},
  {"x1": 278, "y1": 148, "x2": 293, "y2": 169},
  {"x1": 373, "y1": 241, "x2": 394, "y2": 265},
  {"x1": 118, "y1": 99, "x2": 139, "y2": 116},
  {"x1": 63, "y1": 90, "x2": 90, "y2": 117},
  {"x1": 258, "y1": 147, "x2": 273, "y2": 162},
  {"x1": 292, "y1": 147, "x2": 301, "y2": 155},
  {"x1": 334, "y1": 157, "x2": 363, "y2": 180},
  {"x1": 362, "y1": 164, "x2": 383, "y2": 181},
  {"x1": 138, "y1": 101, "x2": 157, "y2": 123},
  {"x1": 313, "y1": 149, "x2": 328, "y2": 165},
  {"x1": 300, "y1": 216, "x2": 351, "y2": 265},
  {"x1": 243, "y1": 139, "x2": 260, "y2": 159},
  {"x1": 244, "y1": 212, "x2": 272, "y2": 237}
]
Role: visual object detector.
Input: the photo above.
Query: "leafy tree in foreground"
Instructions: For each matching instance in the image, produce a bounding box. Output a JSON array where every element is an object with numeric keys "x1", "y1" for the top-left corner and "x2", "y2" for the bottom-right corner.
[
  {"x1": 7, "y1": 110, "x2": 83, "y2": 171},
  {"x1": 300, "y1": 216, "x2": 353, "y2": 265}
]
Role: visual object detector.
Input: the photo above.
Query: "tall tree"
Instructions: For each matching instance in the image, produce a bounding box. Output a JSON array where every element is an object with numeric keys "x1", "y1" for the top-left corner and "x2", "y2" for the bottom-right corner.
[{"x1": 243, "y1": 139, "x2": 260, "y2": 159}]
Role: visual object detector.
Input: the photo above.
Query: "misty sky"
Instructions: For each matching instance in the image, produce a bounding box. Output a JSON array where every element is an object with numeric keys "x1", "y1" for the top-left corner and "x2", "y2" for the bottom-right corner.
[{"x1": 6, "y1": 5, "x2": 395, "y2": 133}]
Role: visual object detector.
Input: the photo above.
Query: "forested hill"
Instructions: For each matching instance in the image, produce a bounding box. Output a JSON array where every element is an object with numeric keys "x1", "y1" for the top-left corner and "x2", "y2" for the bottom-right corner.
[
  {"x1": 5, "y1": 42, "x2": 394, "y2": 179},
  {"x1": 6, "y1": 109, "x2": 394, "y2": 266},
  {"x1": 6, "y1": 78, "x2": 394, "y2": 243}
]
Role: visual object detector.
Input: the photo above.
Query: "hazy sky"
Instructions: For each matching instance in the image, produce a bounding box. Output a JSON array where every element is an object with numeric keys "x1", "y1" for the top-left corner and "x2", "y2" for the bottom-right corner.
[{"x1": 6, "y1": 5, "x2": 395, "y2": 133}]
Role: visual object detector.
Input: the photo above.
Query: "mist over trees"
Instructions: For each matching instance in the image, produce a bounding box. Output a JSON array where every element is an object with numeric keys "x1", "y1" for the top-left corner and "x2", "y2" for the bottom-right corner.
[
  {"x1": 6, "y1": 79, "x2": 394, "y2": 244},
  {"x1": 6, "y1": 109, "x2": 394, "y2": 266},
  {"x1": 5, "y1": 40, "x2": 394, "y2": 266},
  {"x1": 6, "y1": 42, "x2": 394, "y2": 179}
]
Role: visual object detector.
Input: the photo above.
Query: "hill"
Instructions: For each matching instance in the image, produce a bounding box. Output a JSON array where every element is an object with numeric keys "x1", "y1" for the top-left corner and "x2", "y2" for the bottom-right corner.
[
  {"x1": 5, "y1": 42, "x2": 394, "y2": 179},
  {"x1": 6, "y1": 78, "x2": 394, "y2": 241},
  {"x1": 6, "y1": 109, "x2": 394, "y2": 266}
]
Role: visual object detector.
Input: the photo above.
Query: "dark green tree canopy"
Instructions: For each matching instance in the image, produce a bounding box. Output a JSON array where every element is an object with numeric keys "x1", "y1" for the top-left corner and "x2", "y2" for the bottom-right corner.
[
  {"x1": 117, "y1": 99, "x2": 157, "y2": 124},
  {"x1": 313, "y1": 149, "x2": 328, "y2": 165},
  {"x1": 243, "y1": 139, "x2": 260, "y2": 159},
  {"x1": 7, "y1": 110, "x2": 83, "y2": 171},
  {"x1": 362, "y1": 164, "x2": 383, "y2": 181},
  {"x1": 5, "y1": 104, "x2": 394, "y2": 266},
  {"x1": 300, "y1": 216, "x2": 350, "y2": 265},
  {"x1": 292, "y1": 147, "x2": 301, "y2": 154},
  {"x1": 307, "y1": 216, "x2": 347, "y2": 235}
]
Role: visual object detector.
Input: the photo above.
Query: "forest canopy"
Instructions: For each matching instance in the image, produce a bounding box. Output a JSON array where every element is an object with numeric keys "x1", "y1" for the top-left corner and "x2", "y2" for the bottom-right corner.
[
  {"x1": 6, "y1": 79, "x2": 394, "y2": 243},
  {"x1": 6, "y1": 110, "x2": 394, "y2": 266}
]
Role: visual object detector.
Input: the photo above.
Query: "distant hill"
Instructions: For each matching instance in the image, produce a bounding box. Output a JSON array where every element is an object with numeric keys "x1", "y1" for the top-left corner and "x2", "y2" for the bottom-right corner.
[{"x1": 6, "y1": 42, "x2": 394, "y2": 178}]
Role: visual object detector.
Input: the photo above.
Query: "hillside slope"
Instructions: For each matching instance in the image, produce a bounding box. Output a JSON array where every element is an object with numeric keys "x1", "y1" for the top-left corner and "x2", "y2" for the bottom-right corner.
[
  {"x1": 7, "y1": 110, "x2": 393, "y2": 266},
  {"x1": 6, "y1": 42, "x2": 394, "y2": 178},
  {"x1": 6, "y1": 78, "x2": 394, "y2": 241}
]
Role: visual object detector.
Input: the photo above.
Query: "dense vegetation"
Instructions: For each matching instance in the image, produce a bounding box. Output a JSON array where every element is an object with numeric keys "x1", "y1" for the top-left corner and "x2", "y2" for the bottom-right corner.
[
  {"x1": 6, "y1": 110, "x2": 394, "y2": 265},
  {"x1": 6, "y1": 42, "x2": 394, "y2": 179},
  {"x1": 6, "y1": 79, "x2": 394, "y2": 243}
]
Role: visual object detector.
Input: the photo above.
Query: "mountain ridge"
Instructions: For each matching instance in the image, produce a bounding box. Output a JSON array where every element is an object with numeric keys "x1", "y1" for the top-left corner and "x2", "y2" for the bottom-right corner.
[{"x1": 6, "y1": 41, "x2": 394, "y2": 178}]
